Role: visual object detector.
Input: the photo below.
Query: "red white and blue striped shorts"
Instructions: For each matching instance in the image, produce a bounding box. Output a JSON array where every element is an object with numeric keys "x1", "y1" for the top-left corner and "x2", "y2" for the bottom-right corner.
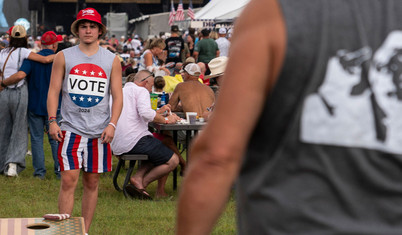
[{"x1": 58, "y1": 131, "x2": 112, "y2": 173}]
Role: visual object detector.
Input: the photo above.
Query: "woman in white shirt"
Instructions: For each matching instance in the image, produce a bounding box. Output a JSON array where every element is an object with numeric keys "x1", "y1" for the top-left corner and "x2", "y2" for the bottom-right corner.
[{"x1": 138, "y1": 38, "x2": 170, "y2": 75}]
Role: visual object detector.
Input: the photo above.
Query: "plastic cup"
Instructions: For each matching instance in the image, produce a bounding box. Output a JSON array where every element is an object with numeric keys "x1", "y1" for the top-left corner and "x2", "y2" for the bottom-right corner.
[{"x1": 186, "y1": 112, "x2": 197, "y2": 124}]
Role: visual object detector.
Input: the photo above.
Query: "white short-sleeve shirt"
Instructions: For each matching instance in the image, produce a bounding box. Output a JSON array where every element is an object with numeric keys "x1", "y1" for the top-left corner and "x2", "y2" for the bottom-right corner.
[{"x1": 0, "y1": 47, "x2": 31, "y2": 88}]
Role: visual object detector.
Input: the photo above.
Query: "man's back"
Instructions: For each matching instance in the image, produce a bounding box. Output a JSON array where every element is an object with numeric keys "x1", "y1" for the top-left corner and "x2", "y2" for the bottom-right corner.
[
  {"x1": 165, "y1": 36, "x2": 184, "y2": 64},
  {"x1": 131, "y1": 38, "x2": 141, "y2": 50},
  {"x1": 111, "y1": 82, "x2": 154, "y2": 155},
  {"x1": 169, "y1": 81, "x2": 214, "y2": 116},
  {"x1": 215, "y1": 37, "x2": 230, "y2": 57},
  {"x1": 23, "y1": 49, "x2": 54, "y2": 116},
  {"x1": 194, "y1": 38, "x2": 219, "y2": 64}
]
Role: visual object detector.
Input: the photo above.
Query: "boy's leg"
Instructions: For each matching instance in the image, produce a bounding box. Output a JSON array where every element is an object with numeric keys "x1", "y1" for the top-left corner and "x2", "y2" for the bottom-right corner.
[
  {"x1": 82, "y1": 172, "x2": 101, "y2": 233},
  {"x1": 81, "y1": 137, "x2": 112, "y2": 233},
  {"x1": 58, "y1": 131, "x2": 85, "y2": 216},
  {"x1": 58, "y1": 169, "x2": 80, "y2": 215}
]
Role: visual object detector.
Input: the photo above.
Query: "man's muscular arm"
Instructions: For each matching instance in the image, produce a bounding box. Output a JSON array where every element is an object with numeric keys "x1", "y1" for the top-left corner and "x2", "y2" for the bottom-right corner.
[{"x1": 176, "y1": 0, "x2": 286, "y2": 234}]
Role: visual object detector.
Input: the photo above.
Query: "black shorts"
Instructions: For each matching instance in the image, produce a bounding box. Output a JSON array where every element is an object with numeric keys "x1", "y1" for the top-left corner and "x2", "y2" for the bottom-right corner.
[{"x1": 127, "y1": 135, "x2": 174, "y2": 166}]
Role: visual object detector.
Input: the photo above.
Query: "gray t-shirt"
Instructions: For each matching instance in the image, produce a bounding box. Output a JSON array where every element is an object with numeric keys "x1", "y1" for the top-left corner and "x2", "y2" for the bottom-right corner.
[
  {"x1": 60, "y1": 45, "x2": 116, "y2": 138},
  {"x1": 237, "y1": 0, "x2": 402, "y2": 234}
]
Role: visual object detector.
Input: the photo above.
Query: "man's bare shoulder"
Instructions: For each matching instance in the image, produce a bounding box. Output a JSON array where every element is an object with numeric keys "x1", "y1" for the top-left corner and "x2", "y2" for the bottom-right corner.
[
  {"x1": 176, "y1": 81, "x2": 202, "y2": 89},
  {"x1": 53, "y1": 51, "x2": 66, "y2": 68},
  {"x1": 174, "y1": 81, "x2": 213, "y2": 95},
  {"x1": 54, "y1": 50, "x2": 65, "y2": 59}
]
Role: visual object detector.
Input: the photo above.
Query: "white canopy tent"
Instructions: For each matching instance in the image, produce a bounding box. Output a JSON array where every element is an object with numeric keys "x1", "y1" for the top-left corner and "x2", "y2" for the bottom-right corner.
[
  {"x1": 129, "y1": 9, "x2": 201, "y2": 39},
  {"x1": 194, "y1": 0, "x2": 250, "y2": 20},
  {"x1": 129, "y1": 0, "x2": 251, "y2": 38}
]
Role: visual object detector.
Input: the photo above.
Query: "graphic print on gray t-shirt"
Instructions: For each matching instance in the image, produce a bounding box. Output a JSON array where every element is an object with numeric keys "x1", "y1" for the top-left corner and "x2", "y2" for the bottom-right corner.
[
  {"x1": 301, "y1": 31, "x2": 402, "y2": 154},
  {"x1": 68, "y1": 63, "x2": 108, "y2": 108}
]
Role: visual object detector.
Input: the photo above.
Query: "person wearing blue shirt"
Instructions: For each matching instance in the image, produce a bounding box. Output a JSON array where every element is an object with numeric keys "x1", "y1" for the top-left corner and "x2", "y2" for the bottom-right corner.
[{"x1": 8, "y1": 31, "x2": 63, "y2": 179}]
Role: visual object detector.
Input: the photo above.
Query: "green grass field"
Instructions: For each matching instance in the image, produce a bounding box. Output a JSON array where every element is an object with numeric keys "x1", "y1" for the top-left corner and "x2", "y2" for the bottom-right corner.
[{"x1": 0, "y1": 136, "x2": 236, "y2": 234}]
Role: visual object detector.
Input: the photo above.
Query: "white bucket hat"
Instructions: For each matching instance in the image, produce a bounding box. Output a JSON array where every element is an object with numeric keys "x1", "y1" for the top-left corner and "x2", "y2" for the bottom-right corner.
[{"x1": 205, "y1": 56, "x2": 228, "y2": 79}]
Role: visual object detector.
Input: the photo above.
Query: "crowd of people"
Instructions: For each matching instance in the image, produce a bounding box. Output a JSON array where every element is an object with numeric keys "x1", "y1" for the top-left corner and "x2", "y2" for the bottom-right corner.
[
  {"x1": 0, "y1": 6, "x2": 231, "y2": 234},
  {"x1": 0, "y1": 14, "x2": 232, "y2": 175},
  {"x1": 0, "y1": 23, "x2": 232, "y2": 81}
]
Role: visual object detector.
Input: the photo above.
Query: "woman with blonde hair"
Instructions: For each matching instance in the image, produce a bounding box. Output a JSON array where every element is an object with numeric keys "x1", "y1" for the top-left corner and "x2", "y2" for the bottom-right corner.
[{"x1": 138, "y1": 38, "x2": 170, "y2": 75}]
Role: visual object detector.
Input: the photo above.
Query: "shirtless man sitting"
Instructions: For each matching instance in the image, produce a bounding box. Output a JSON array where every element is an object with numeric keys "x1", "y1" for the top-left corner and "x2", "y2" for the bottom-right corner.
[{"x1": 169, "y1": 63, "x2": 215, "y2": 116}]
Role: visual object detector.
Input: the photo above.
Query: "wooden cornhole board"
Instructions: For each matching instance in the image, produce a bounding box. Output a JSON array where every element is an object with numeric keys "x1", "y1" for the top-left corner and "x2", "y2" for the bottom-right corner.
[{"x1": 0, "y1": 217, "x2": 85, "y2": 235}]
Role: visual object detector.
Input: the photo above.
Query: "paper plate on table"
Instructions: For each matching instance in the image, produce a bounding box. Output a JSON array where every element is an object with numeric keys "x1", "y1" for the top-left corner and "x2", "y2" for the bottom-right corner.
[{"x1": 177, "y1": 119, "x2": 189, "y2": 124}]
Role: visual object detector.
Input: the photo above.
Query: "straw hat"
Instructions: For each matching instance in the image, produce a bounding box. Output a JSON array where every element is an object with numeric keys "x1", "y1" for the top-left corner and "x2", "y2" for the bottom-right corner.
[
  {"x1": 71, "y1": 8, "x2": 106, "y2": 38},
  {"x1": 205, "y1": 56, "x2": 228, "y2": 79}
]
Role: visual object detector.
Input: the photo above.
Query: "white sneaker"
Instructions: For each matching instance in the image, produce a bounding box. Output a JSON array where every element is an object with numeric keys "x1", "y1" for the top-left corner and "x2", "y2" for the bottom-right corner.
[{"x1": 6, "y1": 163, "x2": 18, "y2": 177}]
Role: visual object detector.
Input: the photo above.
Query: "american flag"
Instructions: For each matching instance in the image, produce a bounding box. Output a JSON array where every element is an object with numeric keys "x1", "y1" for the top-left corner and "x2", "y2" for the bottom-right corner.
[
  {"x1": 175, "y1": 0, "x2": 185, "y2": 21},
  {"x1": 187, "y1": 0, "x2": 195, "y2": 20},
  {"x1": 168, "y1": 0, "x2": 176, "y2": 26}
]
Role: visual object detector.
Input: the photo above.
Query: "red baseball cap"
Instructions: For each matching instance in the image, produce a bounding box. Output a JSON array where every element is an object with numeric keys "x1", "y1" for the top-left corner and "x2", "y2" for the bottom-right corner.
[
  {"x1": 70, "y1": 8, "x2": 106, "y2": 38},
  {"x1": 41, "y1": 31, "x2": 63, "y2": 45},
  {"x1": 6, "y1": 26, "x2": 14, "y2": 35}
]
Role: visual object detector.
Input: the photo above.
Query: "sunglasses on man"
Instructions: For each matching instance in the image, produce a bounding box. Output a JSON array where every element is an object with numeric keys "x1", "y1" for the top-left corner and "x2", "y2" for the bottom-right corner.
[{"x1": 140, "y1": 72, "x2": 155, "y2": 82}]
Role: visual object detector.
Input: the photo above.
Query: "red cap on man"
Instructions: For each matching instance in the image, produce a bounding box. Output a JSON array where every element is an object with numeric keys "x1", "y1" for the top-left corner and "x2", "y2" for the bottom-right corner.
[
  {"x1": 70, "y1": 8, "x2": 106, "y2": 38},
  {"x1": 6, "y1": 26, "x2": 14, "y2": 35},
  {"x1": 41, "y1": 31, "x2": 63, "y2": 45}
]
